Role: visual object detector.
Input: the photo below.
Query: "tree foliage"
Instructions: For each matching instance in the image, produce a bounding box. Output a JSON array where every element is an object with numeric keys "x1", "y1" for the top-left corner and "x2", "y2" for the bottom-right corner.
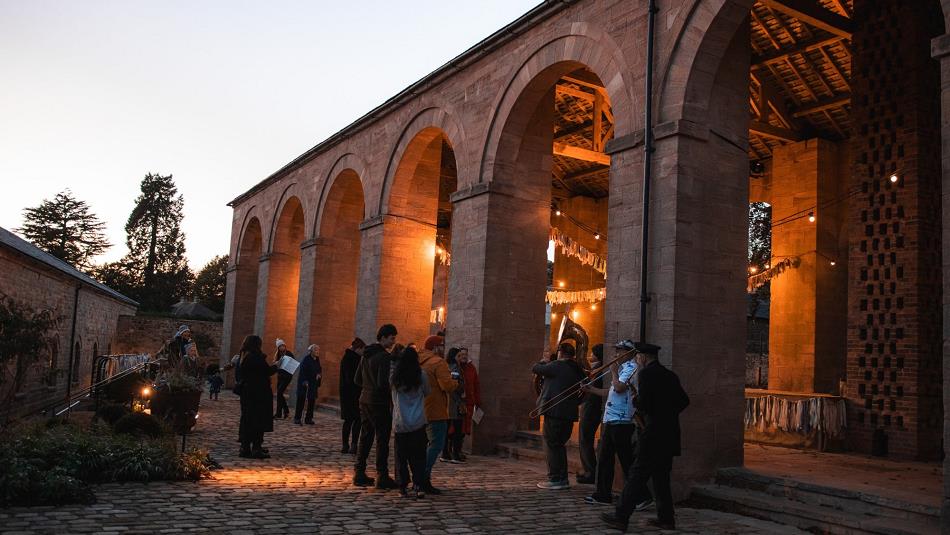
[
  {"x1": 191, "y1": 255, "x2": 228, "y2": 314},
  {"x1": 17, "y1": 190, "x2": 111, "y2": 271},
  {"x1": 748, "y1": 202, "x2": 772, "y2": 270}
]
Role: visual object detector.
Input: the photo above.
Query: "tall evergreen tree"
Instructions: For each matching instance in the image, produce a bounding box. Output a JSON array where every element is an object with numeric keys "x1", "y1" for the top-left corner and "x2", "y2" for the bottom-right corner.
[
  {"x1": 17, "y1": 190, "x2": 111, "y2": 270},
  {"x1": 121, "y1": 173, "x2": 192, "y2": 311},
  {"x1": 192, "y1": 254, "x2": 228, "y2": 313}
]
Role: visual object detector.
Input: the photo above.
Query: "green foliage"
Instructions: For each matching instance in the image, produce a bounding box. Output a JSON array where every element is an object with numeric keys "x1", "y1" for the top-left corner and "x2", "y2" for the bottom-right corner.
[
  {"x1": 0, "y1": 294, "x2": 59, "y2": 397},
  {"x1": 90, "y1": 260, "x2": 140, "y2": 300},
  {"x1": 157, "y1": 369, "x2": 203, "y2": 393},
  {"x1": 95, "y1": 403, "x2": 131, "y2": 426},
  {"x1": 113, "y1": 412, "x2": 166, "y2": 438},
  {"x1": 16, "y1": 189, "x2": 111, "y2": 271},
  {"x1": 748, "y1": 202, "x2": 772, "y2": 270},
  {"x1": 0, "y1": 421, "x2": 212, "y2": 506},
  {"x1": 192, "y1": 254, "x2": 228, "y2": 313}
]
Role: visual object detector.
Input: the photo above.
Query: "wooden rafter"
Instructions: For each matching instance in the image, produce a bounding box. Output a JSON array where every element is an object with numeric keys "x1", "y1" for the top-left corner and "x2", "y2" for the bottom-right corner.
[
  {"x1": 752, "y1": 10, "x2": 783, "y2": 50},
  {"x1": 760, "y1": 0, "x2": 852, "y2": 38},
  {"x1": 553, "y1": 142, "x2": 611, "y2": 165},
  {"x1": 556, "y1": 84, "x2": 595, "y2": 102},
  {"x1": 829, "y1": 0, "x2": 850, "y2": 17},
  {"x1": 750, "y1": 120, "x2": 802, "y2": 142},
  {"x1": 752, "y1": 35, "x2": 845, "y2": 69},
  {"x1": 791, "y1": 93, "x2": 851, "y2": 117},
  {"x1": 818, "y1": 46, "x2": 850, "y2": 91},
  {"x1": 751, "y1": 72, "x2": 801, "y2": 131}
]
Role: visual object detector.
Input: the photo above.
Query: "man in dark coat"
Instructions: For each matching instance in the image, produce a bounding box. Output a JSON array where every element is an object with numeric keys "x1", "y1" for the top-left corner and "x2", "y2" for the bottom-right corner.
[
  {"x1": 293, "y1": 344, "x2": 322, "y2": 425},
  {"x1": 237, "y1": 335, "x2": 278, "y2": 459},
  {"x1": 601, "y1": 342, "x2": 690, "y2": 531},
  {"x1": 352, "y1": 324, "x2": 399, "y2": 489},
  {"x1": 339, "y1": 337, "x2": 365, "y2": 453},
  {"x1": 576, "y1": 343, "x2": 605, "y2": 484},
  {"x1": 532, "y1": 342, "x2": 586, "y2": 490}
]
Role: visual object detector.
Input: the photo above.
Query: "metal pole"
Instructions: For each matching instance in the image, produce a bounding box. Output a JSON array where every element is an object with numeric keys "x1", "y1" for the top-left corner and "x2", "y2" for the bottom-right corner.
[{"x1": 639, "y1": 0, "x2": 659, "y2": 343}]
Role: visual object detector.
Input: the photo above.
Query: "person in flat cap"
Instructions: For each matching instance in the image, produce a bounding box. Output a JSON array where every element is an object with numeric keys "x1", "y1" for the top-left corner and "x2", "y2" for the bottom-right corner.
[
  {"x1": 602, "y1": 342, "x2": 690, "y2": 532},
  {"x1": 273, "y1": 339, "x2": 295, "y2": 419}
]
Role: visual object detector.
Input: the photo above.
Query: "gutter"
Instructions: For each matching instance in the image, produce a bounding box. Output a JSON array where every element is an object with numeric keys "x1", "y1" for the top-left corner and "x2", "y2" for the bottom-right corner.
[
  {"x1": 228, "y1": 0, "x2": 579, "y2": 208},
  {"x1": 639, "y1": 0, "x2": 658, "y2": 343}
]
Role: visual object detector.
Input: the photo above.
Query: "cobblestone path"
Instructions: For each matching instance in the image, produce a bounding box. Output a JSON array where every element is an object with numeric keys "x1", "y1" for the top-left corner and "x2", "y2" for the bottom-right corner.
[{"x1": 1, "y1": 394, "x2": 806, "y2": 534}]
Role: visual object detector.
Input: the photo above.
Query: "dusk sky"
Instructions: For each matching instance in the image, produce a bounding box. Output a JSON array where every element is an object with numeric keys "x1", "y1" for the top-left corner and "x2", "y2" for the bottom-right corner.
[{"x1": 0, "y1": 0, "x2": 540, "y2": 269}]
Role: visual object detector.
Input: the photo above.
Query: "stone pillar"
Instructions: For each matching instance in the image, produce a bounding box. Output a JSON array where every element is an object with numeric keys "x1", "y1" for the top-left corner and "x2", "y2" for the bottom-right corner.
[
  {"x1": 935, "y1": 28, "x2": 950, "y2": 535},
  {"x1": 293, "y1": 241, "x2": 318, "y2": 354},
  {"x1": 768, "y1": 139, "x2": 848, "y2": 393},
  {"x1": 253, "y1": 255, "x2": 271, "y2": 338},
  {"x1": 261, "y1": 251, "x2": 301, "y2": 352},
  {"x1": 220, "y1": 264, "x2": 239, "y2": 364},
  {"x1": 846, "y1": 0, "x2": 944, "y2": 460},
  {"x1": 354, "y1": 219, "x2": 384, "y2": 343}
]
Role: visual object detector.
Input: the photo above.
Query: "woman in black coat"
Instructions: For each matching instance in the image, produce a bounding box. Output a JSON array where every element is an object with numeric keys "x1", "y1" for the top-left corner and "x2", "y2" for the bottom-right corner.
[
  {"x1": 237, "y1": 335, "x2": 277, "y2": 459},
  {"x1": 338, "y1": 337, "x2": 365, "y2": 453}
]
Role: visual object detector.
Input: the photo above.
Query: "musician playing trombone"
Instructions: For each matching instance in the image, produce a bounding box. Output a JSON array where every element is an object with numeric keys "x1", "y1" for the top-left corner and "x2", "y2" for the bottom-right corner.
[
  {"x1": 582, "y1": 340, "x2": 653, "y2": 510},
  {"x1": 532, "y1": 342, "x2": 586, "y2": 490}
]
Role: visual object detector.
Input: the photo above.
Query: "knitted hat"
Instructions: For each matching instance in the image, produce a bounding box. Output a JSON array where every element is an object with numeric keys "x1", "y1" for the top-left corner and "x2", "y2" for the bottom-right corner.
[
  {"x1": 175, "y1": 325, "x2": 190, "y2": 338},
  {"x1": 276, "y1": 338, "x2": 286, "y2": 349},
  {"x1": 423, "y1": 335, "x2": 444, "y2": 351},
  {"x1": 307, "y1": 344, "x2": 318, "y2": 354}
]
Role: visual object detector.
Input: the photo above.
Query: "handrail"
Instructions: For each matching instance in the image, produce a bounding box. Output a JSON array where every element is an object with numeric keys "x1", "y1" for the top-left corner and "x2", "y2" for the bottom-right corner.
[{"x1": 39, "y1": 360, "x2": 152, "y2": 416}]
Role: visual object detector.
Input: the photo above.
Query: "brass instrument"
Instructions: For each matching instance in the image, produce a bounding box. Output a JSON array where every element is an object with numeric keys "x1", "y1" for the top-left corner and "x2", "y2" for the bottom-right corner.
[{"x1": 529, "y1": 346, "x2": 639, "y2": 419}]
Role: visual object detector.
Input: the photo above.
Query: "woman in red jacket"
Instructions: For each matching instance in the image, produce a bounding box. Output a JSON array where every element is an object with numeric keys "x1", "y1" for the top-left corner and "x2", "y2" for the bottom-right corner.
[{"x1": 454, "y1": 347, "x2": 481, "y2": 462}]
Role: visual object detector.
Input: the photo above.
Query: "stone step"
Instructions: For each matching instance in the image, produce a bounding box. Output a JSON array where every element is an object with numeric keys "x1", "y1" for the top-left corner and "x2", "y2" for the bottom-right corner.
[
  {"x1": 714, "y1": 467, "x2": 940, "y2": 527},
  {"x1": 689, "y1": 484, "x2": 939, "y2": 535}
]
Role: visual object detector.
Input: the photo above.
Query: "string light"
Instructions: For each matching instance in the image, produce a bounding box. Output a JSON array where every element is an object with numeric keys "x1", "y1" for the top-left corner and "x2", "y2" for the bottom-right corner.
[
  {"x1": 594, "y1": 233, "x2": 600, "y2": 240},
  {"x1": 590, "y1": 303, "x2": 597, "y2": 311},
  {"x1": 830, "y1": 260, "x2": 836, "y2": 266},
  {"x1": 558, "y1": 281, "x2": 566, "y2": 288},
  {"x1": 749, "y1": 266, "x2": 758, "y2": 274},
  {"x1": 550, "y1": 206, "x2": 607, "y2": 240},
  {"x1": 807, "y1": 212, "x2": 816, "y2": 223},
  {"x1": 889, "y1": 174, "x2": 898, "y2": 183},
  {"x1": 572, "y1": 310, "x2": 580, "y2": 319},
  {"x1": 555, "y1": 210, "x2": 561, "y2": 216}
]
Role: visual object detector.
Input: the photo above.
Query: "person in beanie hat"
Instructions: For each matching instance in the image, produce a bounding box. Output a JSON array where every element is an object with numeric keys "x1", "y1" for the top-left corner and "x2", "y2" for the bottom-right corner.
[
  {"x1": 601, "y1": 342, "x2": 689, "y2": 532},
  {"x1": 294, "y1": 344, "x2": 322, "y2": 424},
  {"x1": 273, "y1": 339, "x2": 295, "y2": 419},
  {"x1": 353, "y1": 324, "x2": 399, "y2": 490},
  {"x1": 339, "y1": 337, "x2": 366, "y2": 453},
  {"x1": 167, "y1": 325, "x2": 193, "y2": 369},
  {"x1": 419, "y1": 334, "x2": 458, "y2": 494}
]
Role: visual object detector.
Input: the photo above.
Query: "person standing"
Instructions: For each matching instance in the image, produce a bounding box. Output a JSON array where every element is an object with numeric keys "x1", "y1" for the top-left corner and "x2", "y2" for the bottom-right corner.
[
  {"x1": 454, "y1": 347, "x2": 481, "y2": 463},
  {"x1": 237, "y1": 334, "x2": 277, "y2": 459},
  {"x1": 294, "y1": 344, "x2": 322, "y2": 425},
  {"x1": 419, "y1": 335, "x2": 458, "y2": 494},
  {"x1": 352, "y1": 324, "x2": 399, "y2": 490},
  {"x1": 576, "y1": 343, "x2": 605, "y2": 484},
  {"x1": 601, "y1": 343, "x2": 690, "y2": 531},
  {"x1": 441, "y1": 347, "x2": 465, "y2": 463},
  {"x1": 167, "y1": 325, "x2": 193, "y2": 369},
  {"x1": 584, "y1": 340, "x2": 650, "y2": 507},
  {"x1": 532, "y1": 342, "x2": 586, "y2": 490},
  {"x1": 273, "y1": 339, "x2": 295, "y2": 419},
  {"x1": 339, "y1": 337, "x2": 365, "y2": 453},
  {"x1": 390, "y1": 345, "x2": 431, "y2": 499}
]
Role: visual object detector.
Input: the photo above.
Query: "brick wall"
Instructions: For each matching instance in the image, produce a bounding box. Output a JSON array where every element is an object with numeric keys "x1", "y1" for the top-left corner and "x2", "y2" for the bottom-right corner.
[
  {"x1": 847, "y1": 0, "x2": 944, "y2": 460},
  {"x1": 112, "y1": 315, "x2": 222, "y2": 361}
]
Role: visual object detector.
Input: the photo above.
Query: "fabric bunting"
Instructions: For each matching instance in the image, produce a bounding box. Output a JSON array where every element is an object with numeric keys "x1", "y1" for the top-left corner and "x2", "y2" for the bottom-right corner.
[
  {"x1": 546, "y1": 287, "x2": 606, "y2": 305},
  {"x1": 747, "y1": 256, "x2": 799, "y2": 291},
  {"x1": 549, "y1": 227, "x2": 607, "y2": 277}
]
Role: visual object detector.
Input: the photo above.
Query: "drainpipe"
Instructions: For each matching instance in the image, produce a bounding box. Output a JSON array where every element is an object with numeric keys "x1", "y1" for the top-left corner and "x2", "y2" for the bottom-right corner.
[
  {"x1": 64, "y1": 285, "x2": 81, "y2": 416},
  {"x1": 639, "y1": 0, "x2": 658, "y2": 343}
]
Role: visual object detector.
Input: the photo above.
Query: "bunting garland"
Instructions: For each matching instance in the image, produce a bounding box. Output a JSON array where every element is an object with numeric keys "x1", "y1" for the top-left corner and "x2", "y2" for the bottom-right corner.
[
  {"x1": 549, "y1": 227, "x2": 607, "y2": 277},
  {"x1": 546, "y1": 287, "x2": 606, "y2": 305},
  {"x1": 747, "y1": 256, "x2": 799, "y2": 291}
]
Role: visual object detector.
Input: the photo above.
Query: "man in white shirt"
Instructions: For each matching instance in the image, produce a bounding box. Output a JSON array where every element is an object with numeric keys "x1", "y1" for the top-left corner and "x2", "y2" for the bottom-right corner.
[{"x1": 583, "y1": 340, "x2": 653, "y2": 509}]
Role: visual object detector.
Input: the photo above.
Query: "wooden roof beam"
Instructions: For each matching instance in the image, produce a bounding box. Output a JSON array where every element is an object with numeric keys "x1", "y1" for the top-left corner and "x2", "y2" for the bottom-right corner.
[
  {"x1": 760, "y1": 0, "x2": 853, "y2": 38},
  {"x1": 752, "y1": 35, "x2": 845, "y2": 69},
  {"x1": 791, "y1": 93, "x2": 851, "y2": 117},
  {"x1": 750, "y1": 120, "x2": 802, "y2": 142},
  {"x1": 553, "y1": 142, "x2": 611, "y2": 165}
]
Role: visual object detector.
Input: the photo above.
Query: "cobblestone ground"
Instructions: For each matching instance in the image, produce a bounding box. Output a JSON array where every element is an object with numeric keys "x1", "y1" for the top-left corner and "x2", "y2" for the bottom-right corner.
[{"x1": 1, "y1": 394, "x2": 806, "y2": 534}]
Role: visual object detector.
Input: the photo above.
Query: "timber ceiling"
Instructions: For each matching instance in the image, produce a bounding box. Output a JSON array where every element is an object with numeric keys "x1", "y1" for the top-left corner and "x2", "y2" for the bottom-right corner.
[{"x1": 552, "y1": 69, "x2": 614, "y2": 201}]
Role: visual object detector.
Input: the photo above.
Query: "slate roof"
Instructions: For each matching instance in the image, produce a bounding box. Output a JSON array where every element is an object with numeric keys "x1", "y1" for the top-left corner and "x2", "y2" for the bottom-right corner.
[{"x1": 0, "y1": 226, "x2": 138, "y2": 307}]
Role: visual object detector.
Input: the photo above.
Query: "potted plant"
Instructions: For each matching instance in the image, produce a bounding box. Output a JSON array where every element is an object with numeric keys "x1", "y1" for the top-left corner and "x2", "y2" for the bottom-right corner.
[{"x1": 150, "y1": 369, "x2": 202, "y2": 433}]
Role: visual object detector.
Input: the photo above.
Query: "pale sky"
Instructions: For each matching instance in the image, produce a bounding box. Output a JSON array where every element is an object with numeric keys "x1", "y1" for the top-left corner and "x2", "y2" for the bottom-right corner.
[{"x1": 0, "y1": 0, "x2": 540, "y2": 270}]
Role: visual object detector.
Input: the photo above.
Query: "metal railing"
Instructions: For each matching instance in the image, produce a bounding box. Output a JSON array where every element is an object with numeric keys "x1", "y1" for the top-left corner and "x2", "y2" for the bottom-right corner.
[{"x1": 40, "y1": 356, "x2": 152, "y2": 417}]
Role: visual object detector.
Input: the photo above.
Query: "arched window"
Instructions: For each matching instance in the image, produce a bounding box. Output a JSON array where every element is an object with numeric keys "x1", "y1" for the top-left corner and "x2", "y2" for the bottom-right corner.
[{"x1": 71, "y1": 341, "x2": 81, "y2": 384}]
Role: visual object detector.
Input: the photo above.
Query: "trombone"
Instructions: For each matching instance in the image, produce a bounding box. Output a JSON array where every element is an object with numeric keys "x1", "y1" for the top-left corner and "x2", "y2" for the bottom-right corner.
[{"x1": 528, "y1": 347, "x2": 639, "y2": 419}]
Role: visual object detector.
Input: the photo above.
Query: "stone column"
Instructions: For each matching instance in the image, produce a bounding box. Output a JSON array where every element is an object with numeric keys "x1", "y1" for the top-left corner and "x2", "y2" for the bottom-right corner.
[
  {"x1": 220, "y1": 264, "x2": 239, "y2": 364},
  {"x1": 293, "y1": 240, "x2": 318, "y2": 353},
  {"x1": 354, "y1": 219, "x2": 385, "y2": 343},
  {"x1": 253, "y1": 255, "x2": 271, "y2": 338},
  {"x1": 929, "y1": 28, "x2": 950, "y2": 534},
  {"x1": 768, "y1": 139, "x2": 848, "y2": 394}
]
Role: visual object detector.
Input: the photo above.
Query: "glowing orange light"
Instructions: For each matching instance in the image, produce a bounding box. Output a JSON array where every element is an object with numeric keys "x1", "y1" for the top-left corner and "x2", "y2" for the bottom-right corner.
[
  {"x1": 889, "y1": 174, "x2": 898, "y2": 183},
  {"x1": 572, "y1": 310, "x2": 579, "y2": 319},
  {"x1": 558, "y1": 281, "x2": 565, "y2": 288},
  {"x1": 830, "y1": 260, "x2": 837, "y2": 266},
  {"x1": 590, "y1": 303, "x2": 597, "y2": 311},
  {"x1": 749, "y1": 266, "x2": 758, "y2": 274},
  {"x1": 594, "y1": 233, "x2": 600, "y2": 240},
  {"x1": 808, "y1": 212, "x2": 816, "y2": 223},
  {"x1": 141, "y1": 387, "x2": 151, "y2": 397},
  {"x1": 555, "y1": 210, "x2": 561, "y2": 216}
]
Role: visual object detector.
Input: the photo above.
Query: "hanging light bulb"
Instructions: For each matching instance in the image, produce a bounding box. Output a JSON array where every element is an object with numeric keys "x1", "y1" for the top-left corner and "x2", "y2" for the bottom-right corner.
[
  {"x1": 808, "y1": 212, "x2": 816, "y2": 223},
  {"x1": 764, "y1": 263, "x2": 770, "y2": 269},
  {"x1": 594, "y1": 233, "x2": 600, "y2": 240},
  {"x1": 590, "y1": 303, "x2": 597, "y2": 311},
  {"x1": 558, "y1": 281, "x2": 565, "y2": 288},
  {"x1": 555, "y1": 210, "x2": 561, "y2": 216},
  {"x1": 572, "y1": 310, "x2": 580, "y2": 319},
  {"x1": 889, "y1": 174, "x2": 898, "y2": 183},
  {"x1": 830, "y1": 260, "x2": 837, "y2": 266},
  {"x1": 551, "y1": 312, "x2": 557, "y2": 319},
  {"x1": 749, "y1": 266, "x2": 758, "y2": 274}
]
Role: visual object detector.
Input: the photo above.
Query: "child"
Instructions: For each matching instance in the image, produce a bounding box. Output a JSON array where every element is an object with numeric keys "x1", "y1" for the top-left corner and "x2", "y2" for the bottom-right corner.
[
  {"x1": 206, "y1": 363, "x2": 224, "y2": 400},
  {"x1": 390, "y1": 345, "x2": 430, "y2": 499}
]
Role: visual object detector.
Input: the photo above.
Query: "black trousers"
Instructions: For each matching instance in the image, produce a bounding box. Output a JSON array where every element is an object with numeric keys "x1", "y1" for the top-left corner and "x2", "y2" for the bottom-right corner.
[
  {"x1": 443, "y1": 418, "x2": 464, "y2": 458},
  {"x1": 355, "y1": 402, "x2": 392, "y2": 477},
  {"x1": 293, "y1": 381, "x2": 317, "y2": 422},
  {"x1": 394, "y1": 427, "x2": 428, "y2": 489},
  {"x1": 578, "y1": 402, "x2": 602, "y2": 477},
  {"x1": 542, "y1": 416, "x2": 574, "y2": 483},
  {"x1": 616, "y1": 451, "x2": 674, "y2": 524},
  {"x1": 594, "y1": 423, "x2": 640, "y2": 499},
  {"x1": 342, "y1": 417, "x2": 360, "y2": 449},
  {"x1": 275, "y1": 375, "x2": 292, "y2": 416}
]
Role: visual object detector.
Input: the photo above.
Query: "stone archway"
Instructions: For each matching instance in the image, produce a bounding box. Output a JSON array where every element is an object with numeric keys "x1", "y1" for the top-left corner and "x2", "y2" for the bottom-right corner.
[
  {"x1": 262, "y1": 196, "x2": 305, "y2": 355},
  {"x1": 226, "y1": 215, "x2": 263, "y2": 360}
]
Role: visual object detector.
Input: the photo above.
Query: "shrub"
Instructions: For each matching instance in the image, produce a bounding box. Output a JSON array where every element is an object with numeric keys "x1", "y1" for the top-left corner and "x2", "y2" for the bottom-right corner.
[
  {"x1": 95, "y1": 403, "x2": 131, "y2": 425},
  {"x1": 113, "y1": 412, "x2": 165, "y2": 438}
]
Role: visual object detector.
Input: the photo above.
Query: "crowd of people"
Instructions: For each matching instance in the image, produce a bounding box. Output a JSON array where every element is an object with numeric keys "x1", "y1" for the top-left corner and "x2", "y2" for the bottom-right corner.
[
  {"x1": 533, "y1": 339, "x2": 690, "y2": 532},
  {"x1": 228, "y1": 324, "x2": 483, "y2": 499}
]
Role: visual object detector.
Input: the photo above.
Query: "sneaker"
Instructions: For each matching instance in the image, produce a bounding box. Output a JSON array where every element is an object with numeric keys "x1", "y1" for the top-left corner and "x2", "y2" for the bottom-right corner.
[
  {"x1": 353, "y1": 472, "x2": 375, "y2": 487},
  {"x1": 635, "y1": 498, "x2": 655, "y2": 511},
  {"x1": 414, "y1": 486, "x2": 426, "y2": 499},
  {"x1": 439, "y1": 455, "x2": 451, "y2": 463},
  {"x1": 375, "y1": 476, "x2": 399, "y2": 490},
  {"x1": 250, "y1": 449, "x2": 270, "y2": 459},
  {"x1": 455, "y1": 453, "x2": 467, "y2": 463},
  {"x1": 238, "y1": 448, "x2": 252, "y2": 458},
  {"x1": 536, "y1": 480, "x2": 570, "y2": 490},
  {"x1": 585, "y1": 494, "x2": 613, "y2": 505},
  {"x1": 448, "y1": 457, "x2": 463, "y2": 464}
]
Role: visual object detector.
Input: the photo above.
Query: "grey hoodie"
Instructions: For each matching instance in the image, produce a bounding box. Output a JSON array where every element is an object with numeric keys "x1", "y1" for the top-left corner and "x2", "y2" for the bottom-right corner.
[{"x1": 391, "y1": 372, "x2": 431, "y2": 433}]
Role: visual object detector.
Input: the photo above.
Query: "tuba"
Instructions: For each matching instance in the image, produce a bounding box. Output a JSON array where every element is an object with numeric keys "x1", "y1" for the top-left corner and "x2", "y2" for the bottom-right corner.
[{"x1": 556, "y1": 312, "x2": 589, "y2": 363}]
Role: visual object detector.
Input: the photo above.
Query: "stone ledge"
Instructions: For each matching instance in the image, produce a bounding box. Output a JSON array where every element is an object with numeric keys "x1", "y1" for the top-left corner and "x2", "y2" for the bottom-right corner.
[
  {"x1": 450, "y1": 182, "x2": 492, "y2": 203},
  {"x1": 932, "y1": 34, "x2": 950, "y2": 59}
]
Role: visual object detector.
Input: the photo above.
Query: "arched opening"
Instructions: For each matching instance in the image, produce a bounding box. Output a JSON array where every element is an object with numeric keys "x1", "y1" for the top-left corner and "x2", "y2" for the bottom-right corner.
[
  {"x1": 230, "y1": 217, "x2": 263, "y2": 358},
  {"x1": 71, "y1": 340, "x2": 81, "y2": 384},
  {"x1": 264, "y1": 197, "x2": 305, "y2": 354},
  {"x1": 310, "y1": 170, "x2": 365, "y2": 398},
  {"x1": 379, "y1": 127, "x2": 458, "y2": 345},
  {"x1": 480, "y1": 61, "x2": 616, "y2": 445}
]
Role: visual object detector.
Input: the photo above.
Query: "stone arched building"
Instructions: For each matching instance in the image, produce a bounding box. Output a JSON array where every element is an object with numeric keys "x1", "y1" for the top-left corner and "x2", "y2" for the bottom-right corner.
[{"x1": 223, "y1": 0, "x2": 950, "y2": 516}]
